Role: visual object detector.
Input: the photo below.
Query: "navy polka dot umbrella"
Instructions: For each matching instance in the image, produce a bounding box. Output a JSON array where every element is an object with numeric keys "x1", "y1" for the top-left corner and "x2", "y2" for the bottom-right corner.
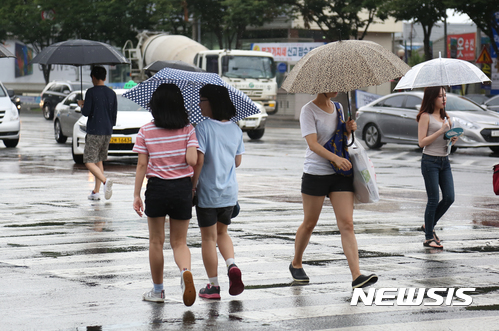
[{"x1": 122, "y1": 67, "x2": 261, "y2": 124}]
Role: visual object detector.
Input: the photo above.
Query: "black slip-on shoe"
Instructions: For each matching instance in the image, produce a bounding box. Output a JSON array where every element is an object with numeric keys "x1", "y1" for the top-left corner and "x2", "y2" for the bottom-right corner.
[
  {"x1": 289, "y1": 263, "x2": 309, "y2": 282},
  {"x1": 352, "y1": 274, "x2": 378, "y2": 289}
]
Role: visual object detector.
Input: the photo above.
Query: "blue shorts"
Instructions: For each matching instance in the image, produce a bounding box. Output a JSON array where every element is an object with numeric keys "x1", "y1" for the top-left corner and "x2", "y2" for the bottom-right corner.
[{"x1": 145, "y1": 177, "x2": 192, "y2": 220}]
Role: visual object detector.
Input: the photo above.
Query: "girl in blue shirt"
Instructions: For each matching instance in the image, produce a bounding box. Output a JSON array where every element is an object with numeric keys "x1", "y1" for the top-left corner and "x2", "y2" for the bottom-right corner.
[{"x1": 192, "y1": 84, "x2": 245, "y2": 300}]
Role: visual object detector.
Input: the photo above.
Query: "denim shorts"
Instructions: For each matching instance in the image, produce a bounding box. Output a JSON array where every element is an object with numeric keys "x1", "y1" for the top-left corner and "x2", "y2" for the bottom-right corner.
[
  {"x1": 301, "y1": 173, "x2": 354, "y2": 196},
  {"x1": 145, "y1": 177, "x2": 192, "y2": 220}
]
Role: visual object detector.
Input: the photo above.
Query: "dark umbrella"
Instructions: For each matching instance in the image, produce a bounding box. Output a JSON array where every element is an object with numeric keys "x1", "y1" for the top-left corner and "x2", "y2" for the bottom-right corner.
[
  {"x1": 31, "y1": 39, "x2": 130, "y2": 97},
  {"x1": 144, "y1": 60, "x2": 204, "y2": 77},
  {"x1": 0, "y1": 44, "x2": 15, "y2": 58}
]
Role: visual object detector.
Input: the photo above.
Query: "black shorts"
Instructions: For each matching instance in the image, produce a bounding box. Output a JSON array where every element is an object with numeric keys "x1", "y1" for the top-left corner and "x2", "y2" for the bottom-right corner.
[
  {"x1": 145, "y1": 177, "x2": 192, "y2": 220},
  {"x1": 301, "y1": 173, "x2": 354, "y2": 196},
  {"x1": 196, "y1": 205, "x2": 234, "y2": 228}
]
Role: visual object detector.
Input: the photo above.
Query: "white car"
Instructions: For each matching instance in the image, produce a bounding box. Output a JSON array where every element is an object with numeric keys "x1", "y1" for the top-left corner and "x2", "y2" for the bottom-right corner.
[
  {"x1": 0, "y1": 81, "x2": 20, "y2": 148},
  {"x1": 71, "y1": 89, "x2": 153, "y2": 163},
  {"x1": 237, "y1": 102, "x2": 268, "y2": 140}
]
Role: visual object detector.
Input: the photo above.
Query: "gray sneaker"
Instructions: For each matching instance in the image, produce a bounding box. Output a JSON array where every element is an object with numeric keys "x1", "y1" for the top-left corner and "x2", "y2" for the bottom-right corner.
[
  {"x1": 88, "y1": 191, "x2": 100, "y2": 200},
  {"x1": 103, "y1": 179, "x2": 113, "y2": 200},
  {"x1": 181, "y1": 271, "x2": 196, "y2": 306},
  {"x1": 142, "y1": 289, "x2": 165, "y2": 303}
]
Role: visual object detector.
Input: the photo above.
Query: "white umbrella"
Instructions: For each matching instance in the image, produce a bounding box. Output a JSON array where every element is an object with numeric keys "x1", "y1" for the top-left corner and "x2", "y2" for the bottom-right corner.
[{"x1": 394, "y1": 52, "x2": 490, "y2": 90}]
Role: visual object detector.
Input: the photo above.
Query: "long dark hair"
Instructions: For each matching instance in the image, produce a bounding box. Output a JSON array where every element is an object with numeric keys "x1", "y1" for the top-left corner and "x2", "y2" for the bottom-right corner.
[
  {"x1": 149, "y1": 84, "x2": 189, "y2": 129},
  {"x1": 416, "y1": 86, "x2": 449, "y2": 122},
  {"x1": 199, "y1": 84, "x2": 236, "y2": 121}
]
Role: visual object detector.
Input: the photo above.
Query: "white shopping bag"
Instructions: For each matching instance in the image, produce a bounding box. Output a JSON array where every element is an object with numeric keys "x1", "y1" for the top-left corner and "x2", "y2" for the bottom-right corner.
[{"x1": 348, "y1": 143, "x2": 379, "y2": 203}]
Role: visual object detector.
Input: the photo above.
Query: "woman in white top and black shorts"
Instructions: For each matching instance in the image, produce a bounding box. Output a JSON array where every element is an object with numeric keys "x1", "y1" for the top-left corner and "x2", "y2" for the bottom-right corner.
[
  {"x1": 289, "y1": 92, "x2": 378, "y2": 289},
  {"x1": 417, "y1": 86, "x2": 458, "y2": 249}
]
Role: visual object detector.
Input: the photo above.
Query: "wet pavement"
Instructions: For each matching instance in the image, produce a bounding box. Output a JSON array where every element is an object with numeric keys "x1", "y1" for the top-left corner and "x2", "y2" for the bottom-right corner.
[{"x1": 1, "y1": 111, "x2": 499, "y2": 330}]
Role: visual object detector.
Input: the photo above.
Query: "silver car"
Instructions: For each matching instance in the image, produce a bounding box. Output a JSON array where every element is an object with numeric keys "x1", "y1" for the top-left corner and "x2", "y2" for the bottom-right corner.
[
  {"x1": 483, "y1": 95, "x2": 499, "y2": 112},
  {"x1": 356, "y1": 92, "x2": 499, "y2": 153}
]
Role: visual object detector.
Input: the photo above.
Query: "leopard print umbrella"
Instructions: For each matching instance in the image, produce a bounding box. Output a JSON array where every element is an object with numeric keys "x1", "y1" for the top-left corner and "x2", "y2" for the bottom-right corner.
[{"x1": 281, "y1": 40, "x2": 410, "y2": 94}]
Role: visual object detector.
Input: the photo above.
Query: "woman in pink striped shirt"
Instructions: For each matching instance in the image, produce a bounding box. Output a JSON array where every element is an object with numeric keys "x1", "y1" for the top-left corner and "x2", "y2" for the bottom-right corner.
[{"x1": 133, "y1": 84, "x2": 199, "y2": 306}]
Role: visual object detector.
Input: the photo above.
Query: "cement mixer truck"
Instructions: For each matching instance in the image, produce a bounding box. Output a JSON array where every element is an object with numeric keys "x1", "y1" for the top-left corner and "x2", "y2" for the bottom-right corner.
[{"x1": 123, "y1": 32, "x2": 276, "y2": 139}]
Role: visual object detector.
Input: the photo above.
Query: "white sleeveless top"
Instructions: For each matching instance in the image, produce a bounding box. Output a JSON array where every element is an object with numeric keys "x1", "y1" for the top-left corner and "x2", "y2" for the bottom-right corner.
[{"x1": 423, "y1": 115, "x2": 448, "y2": 157}]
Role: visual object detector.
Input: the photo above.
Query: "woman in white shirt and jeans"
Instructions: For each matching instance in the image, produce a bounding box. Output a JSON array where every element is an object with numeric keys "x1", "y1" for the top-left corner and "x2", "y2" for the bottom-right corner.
[{"x1": 289, "y1": 92, "x2": 378, "y2": 289}]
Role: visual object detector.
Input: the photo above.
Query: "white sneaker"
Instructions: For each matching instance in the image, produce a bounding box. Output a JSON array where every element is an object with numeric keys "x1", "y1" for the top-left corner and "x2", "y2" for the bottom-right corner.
[
  {"x1": 88, "y1": 192, "x2": 100, "y2": 200},
  {"x1": 181, "y1": 270, "x2": 196, "y2": 306},
  {"x1": 142, "y1": 289, "x2": 165, "y2": 303},
  {"x1": 103, "y1": 179, "x2": 113, "y2": 200}
]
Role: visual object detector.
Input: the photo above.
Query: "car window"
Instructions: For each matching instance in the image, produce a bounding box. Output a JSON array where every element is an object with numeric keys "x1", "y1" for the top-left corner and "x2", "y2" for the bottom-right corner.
[
  {"x1": 50, "y1": 84, "x2": 63, "y2": 92},
  {"x1": 446, "y1": 96, "x2": 484, "y2": 111},
  {"x1": 405, "y1": 96, "x2": 422, "y2": 110},
  {"x1": 61, "y1": 85, "x2": 71, "y2": 93},
  {"x1": 70, "y1": 83, "x2": 93, "y2": 90},
  {"x1": 64, "y1": 94, "x2": 76, "y2": 105},
  {"x1": 0, "y1": 84, "x2": 6, "y2": 97},
  {"x1": 487, "y1": 97, "x2": 499, "y2": 106},
  {"x1": 117, "y1": 96, "x2": 146, "y2": 112},
  {"x1": 205, "y1": 55, "x2": 219, "y2": 74},
  {"x1": 382, "y1": 96, "x2": 405, "y2": 108}
]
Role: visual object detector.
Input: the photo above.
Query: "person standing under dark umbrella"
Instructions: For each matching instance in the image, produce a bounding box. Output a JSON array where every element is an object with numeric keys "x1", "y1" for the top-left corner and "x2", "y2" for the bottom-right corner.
[
  {"x1": 78, "y1": 66, "x2": 117, "y2": 200},
  {"x1": 289, "y1": 92, "x2": 378, "y2": 289}
]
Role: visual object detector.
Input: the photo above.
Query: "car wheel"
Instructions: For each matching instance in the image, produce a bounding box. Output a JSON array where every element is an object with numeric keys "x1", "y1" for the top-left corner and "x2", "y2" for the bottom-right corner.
[
  {"x1": 247, "y1": 128, "x2": 265, "y2": 140},
  {"x1": 54, "y1": 120, "x2": 68, "y2": 143},
  {"x1": 364, "y1": 123, "x2": 383, "y2": 149},
  {"x1": 3, "y1": 138, "x2": 19, "y2": 148},
  {"x1": 490, "y1": 146, "x2": 499, "y2": 154},
  {"x1": 450, "y1": 146, "x2": 458, "y2": 154},
  {"x1": 43, "y1": 103, "x2": 53, "y2": 120},
  {"x1": 72, "y1": 143, "x2": 84, "y2": 164}
]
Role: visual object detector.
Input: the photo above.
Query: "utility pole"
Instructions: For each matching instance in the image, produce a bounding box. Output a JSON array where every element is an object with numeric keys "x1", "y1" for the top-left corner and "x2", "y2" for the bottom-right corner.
[{"x1": 444, "y1": 14, "x2": 447, "y2": 58}]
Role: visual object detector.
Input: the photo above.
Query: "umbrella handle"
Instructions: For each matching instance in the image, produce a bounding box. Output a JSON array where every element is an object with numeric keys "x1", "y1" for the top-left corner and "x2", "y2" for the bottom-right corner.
[{"x1": 347, "y1": 131, "x2": 355, "y2": 147}]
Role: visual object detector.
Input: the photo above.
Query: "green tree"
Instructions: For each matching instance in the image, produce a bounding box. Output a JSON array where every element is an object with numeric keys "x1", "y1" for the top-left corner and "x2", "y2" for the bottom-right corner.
[
  {"x1": 0, "y1": 0, "x2": 162, "y2": 82},
  {"x1": 189, "y1": 0, "x2": 293, "y2": 49},
  {"x1": 382, "y1": 0, "x2": 446, "y2": 61},
  {"x1": 448, "y1": 0, "x2": 499, "y2": 56},
  {"x1": 293, "y1": 0, "x2": 388, "y2": 41},
  {"x1": 0, "y1": 0, "x2": 63, "y2": 83},
  {"x1": 152, "y1": 0, "x2": 191, "y2": 35}
]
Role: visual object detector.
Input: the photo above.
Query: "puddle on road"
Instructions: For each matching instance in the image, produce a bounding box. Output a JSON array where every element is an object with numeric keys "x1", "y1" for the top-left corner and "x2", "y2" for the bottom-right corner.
[
  {"x1": 358, "y1": 250, "x2": 404, "y2": 258},
  {"x1": 39, "y1": 245, "x2": 147, "y2": 258},
  {"x1": 451, "y1": 245, "x2": 499, "y2": 253},
  {"x1": 466, "y1": 304, "x2": 499, "y2": 311},
  {"x1": 5, "y1": 221, "x2": 67, "y2": 227},
  {"x1": 245, "y1": 282, "x2": 306, "y2": 290},
  {"x1": 239, "y1": 233, "x2": 295, "y2": 242}
]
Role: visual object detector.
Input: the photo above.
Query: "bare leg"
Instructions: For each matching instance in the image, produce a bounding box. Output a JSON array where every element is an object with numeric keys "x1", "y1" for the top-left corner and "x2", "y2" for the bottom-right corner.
[
  {"x1": 200, "y1": 224, "x2": 218, "y2": 278},
  {"x1": 85, "y1": 161, "x2": 106, "y2": 193},
  {"x1": 216, "y1": 222, "x2": 234, "y2": 261},
  {"x1": 292, "y1": 194, "x2": 325, "y2": 268},
  {"x1": 169, "y1": 218, "x2": 191, "y2": 271},
  {"x1": 148, "y1": 217, "x2": 166, "y2": 285},
  {"x1": 329, "y1": 191, "x2": 361, "y2": 280}
]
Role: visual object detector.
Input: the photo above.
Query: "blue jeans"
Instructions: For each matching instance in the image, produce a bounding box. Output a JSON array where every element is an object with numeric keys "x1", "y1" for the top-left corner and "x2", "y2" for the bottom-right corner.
[{"x1": 421, "y1": 154, "x2": 455, "y2": 240}]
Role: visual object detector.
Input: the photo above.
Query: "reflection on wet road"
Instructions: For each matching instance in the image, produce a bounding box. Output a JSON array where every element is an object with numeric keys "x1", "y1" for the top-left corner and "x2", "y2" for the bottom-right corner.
[{"x1": 1, "y1": 112, "x2": 498, "y2": 330}]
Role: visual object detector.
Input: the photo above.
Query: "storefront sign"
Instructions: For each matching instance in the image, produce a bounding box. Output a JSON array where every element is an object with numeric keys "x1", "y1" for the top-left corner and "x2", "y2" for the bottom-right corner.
[
  {"x1": 251, "y1": 42, "x2": 326, "y2": 62},
  {"x1": 447, "y1": 33, "x2": 475, "y2": 61}
]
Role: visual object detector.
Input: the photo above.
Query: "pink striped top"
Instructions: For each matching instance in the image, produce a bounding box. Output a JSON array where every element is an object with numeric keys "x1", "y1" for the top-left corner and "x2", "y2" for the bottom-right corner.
[{"x1": 133, "y1": 122, "x2": 199, "y2": 180}]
